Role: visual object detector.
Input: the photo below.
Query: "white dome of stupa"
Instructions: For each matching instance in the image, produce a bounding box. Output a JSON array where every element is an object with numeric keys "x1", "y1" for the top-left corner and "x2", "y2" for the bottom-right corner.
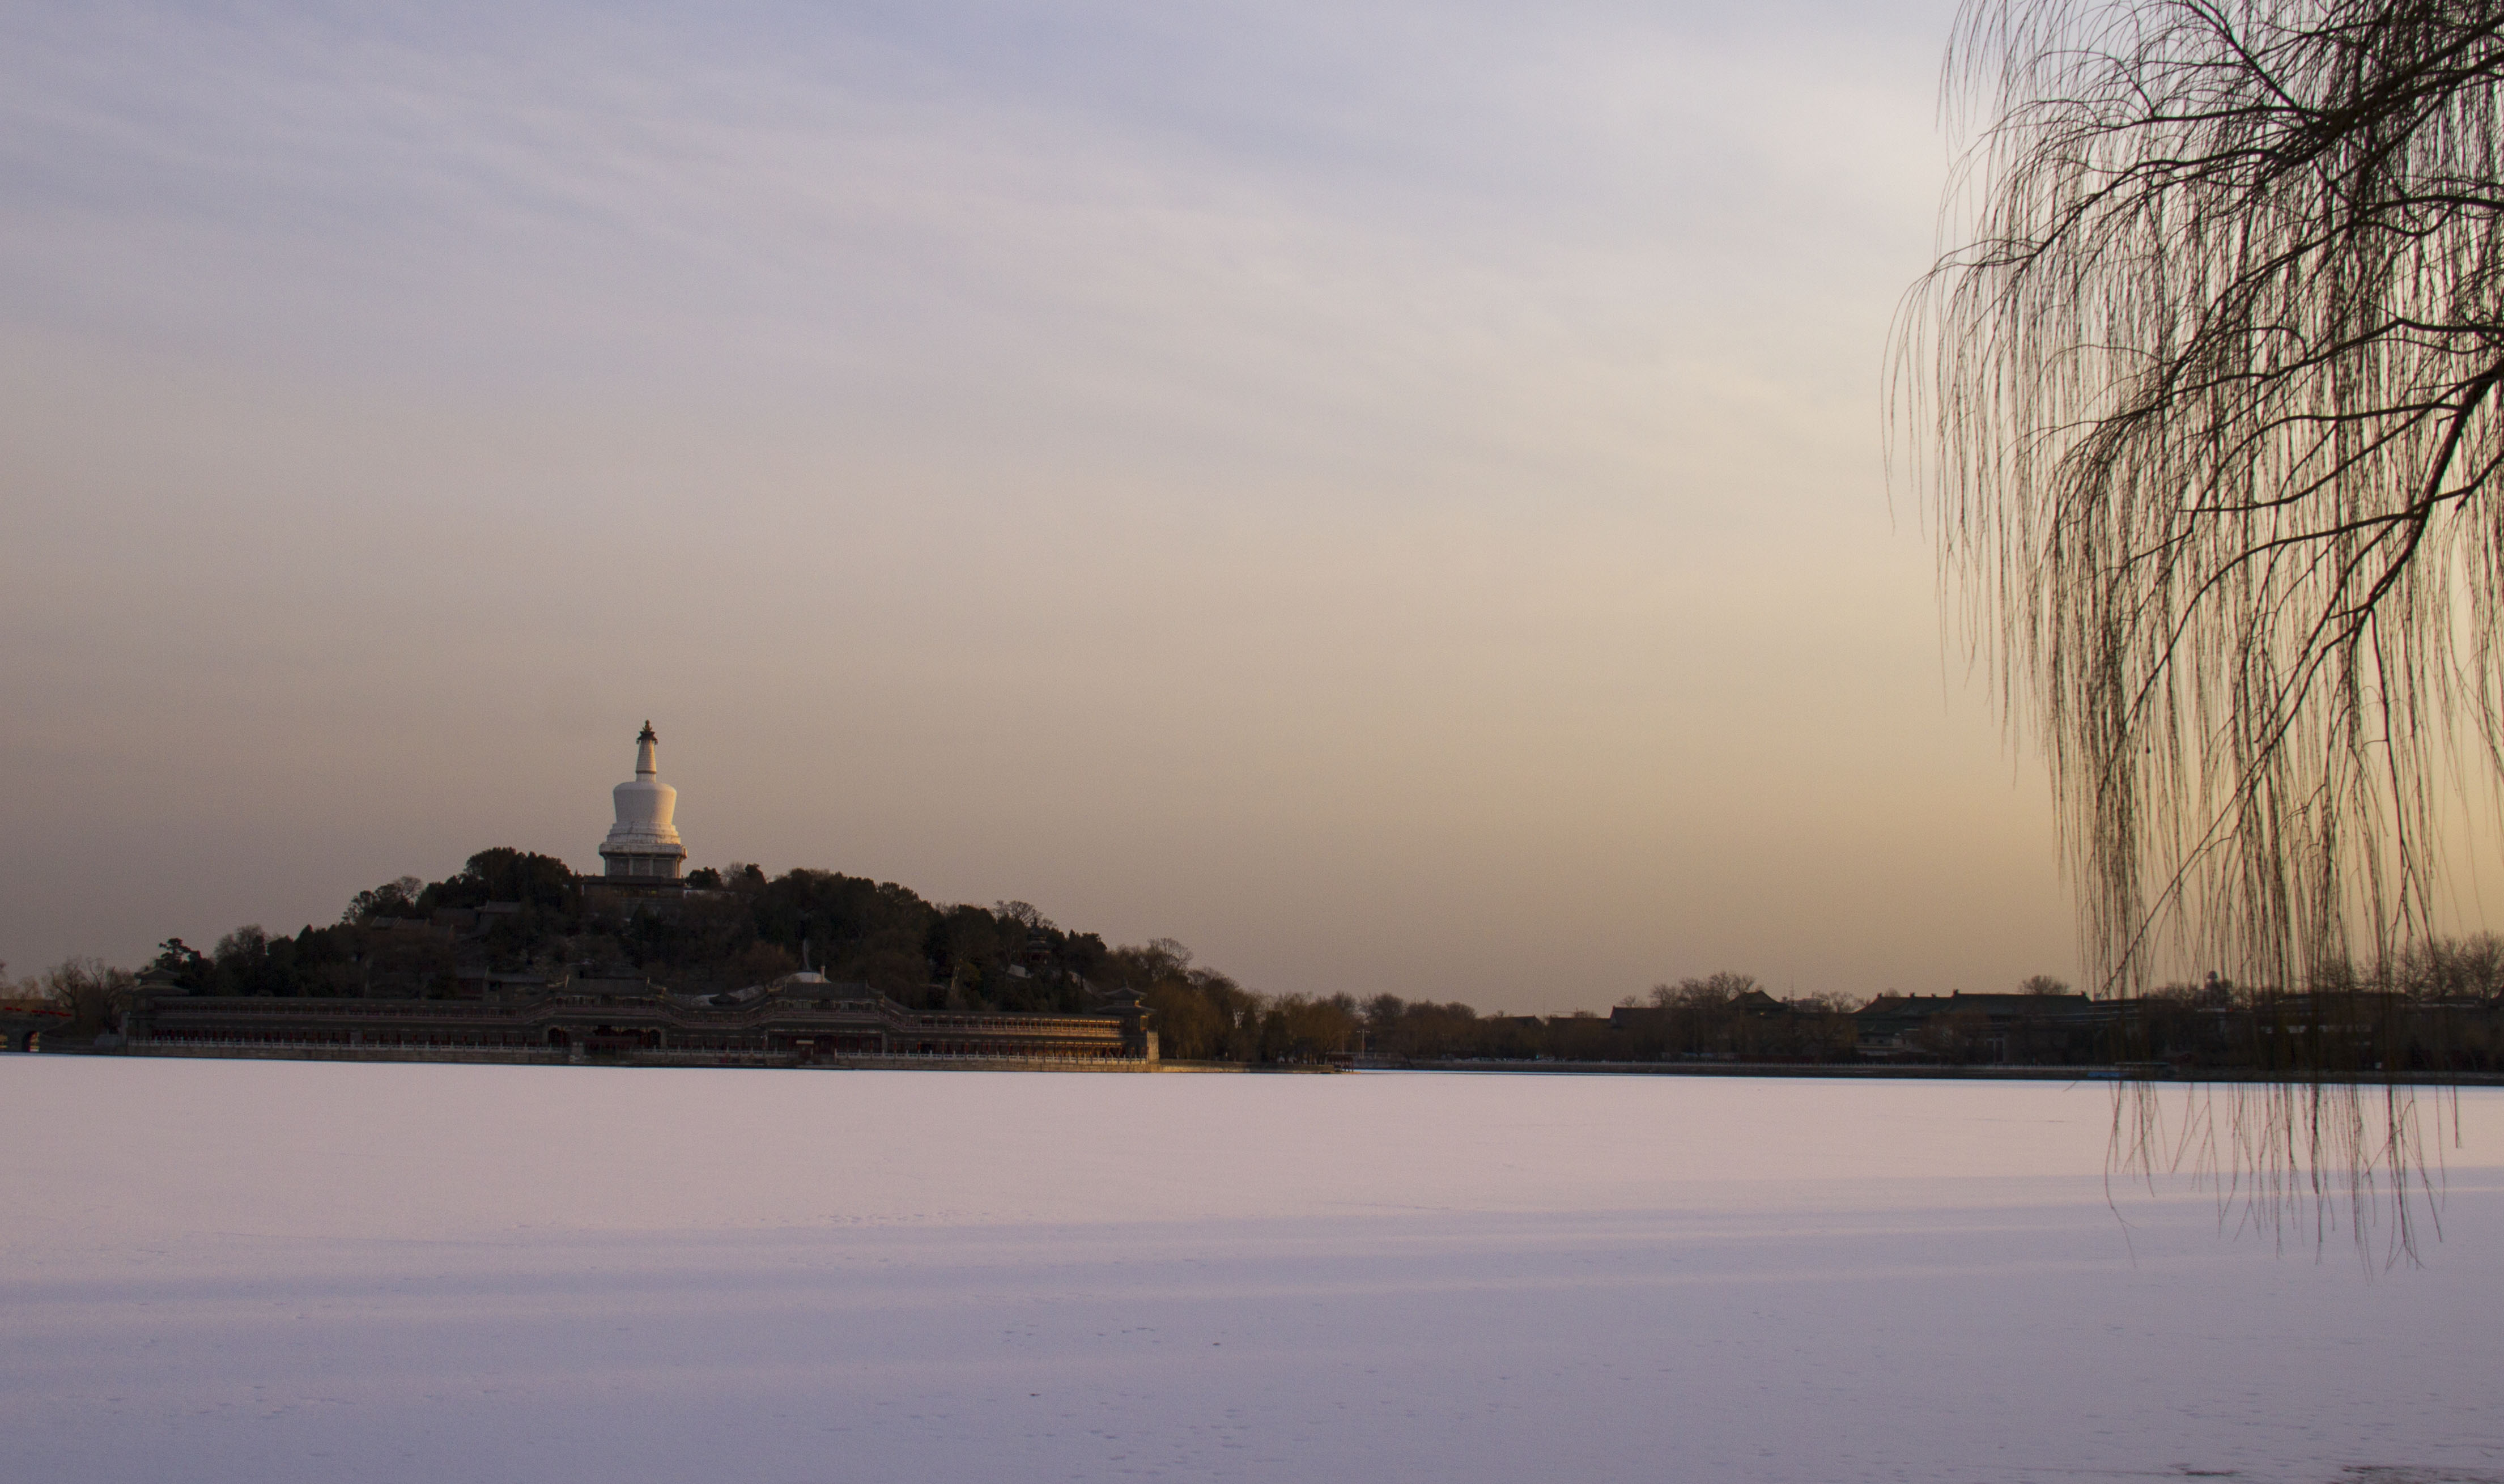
[{"x1": 598, "y1": 722, "x2": 687, "y2": 879}]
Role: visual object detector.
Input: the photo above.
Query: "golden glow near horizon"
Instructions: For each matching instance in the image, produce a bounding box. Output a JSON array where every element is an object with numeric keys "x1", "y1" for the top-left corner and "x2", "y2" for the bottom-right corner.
[{"x1": 0, "y1": 0, "x2": 2221, "y2": 1006}]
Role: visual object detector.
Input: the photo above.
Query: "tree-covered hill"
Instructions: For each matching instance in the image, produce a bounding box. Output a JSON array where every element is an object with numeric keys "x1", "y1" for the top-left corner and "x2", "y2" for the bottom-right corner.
[{"x1": 148, "y1": 849, "x2": 1113, "y2": 1009}]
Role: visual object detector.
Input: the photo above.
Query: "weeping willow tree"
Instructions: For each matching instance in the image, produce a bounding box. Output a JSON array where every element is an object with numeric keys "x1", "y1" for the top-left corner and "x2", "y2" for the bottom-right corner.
[{"x1": 1899, "y1": 0, "x2": 2504, "y2": 1252}]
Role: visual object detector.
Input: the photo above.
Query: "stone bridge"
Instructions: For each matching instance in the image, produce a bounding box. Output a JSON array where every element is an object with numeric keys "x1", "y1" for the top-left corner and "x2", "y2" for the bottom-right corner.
[{"x1": 0, "y1": 1007, "x2": 73, "y2": 1053}]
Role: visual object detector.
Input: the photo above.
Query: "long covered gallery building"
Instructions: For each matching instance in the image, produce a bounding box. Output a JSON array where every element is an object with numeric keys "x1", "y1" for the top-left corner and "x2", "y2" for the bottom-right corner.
[{"x1": 125, "y1": 970, "x2": 1150, "y2": 1065}]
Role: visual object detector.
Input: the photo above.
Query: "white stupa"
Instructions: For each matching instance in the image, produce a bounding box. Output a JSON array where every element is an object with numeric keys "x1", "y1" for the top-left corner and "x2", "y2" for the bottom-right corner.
[{"x1": 598, "y1": 722, "x2": 687, "y2": 879}]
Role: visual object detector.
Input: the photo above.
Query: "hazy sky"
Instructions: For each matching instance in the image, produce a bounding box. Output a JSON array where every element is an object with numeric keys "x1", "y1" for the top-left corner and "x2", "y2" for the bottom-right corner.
[{"x1": 0, "y1": 0, "x2": 2104, "y2": 1009}]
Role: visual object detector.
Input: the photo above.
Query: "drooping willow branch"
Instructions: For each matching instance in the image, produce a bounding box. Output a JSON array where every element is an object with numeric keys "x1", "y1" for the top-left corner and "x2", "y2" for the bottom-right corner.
[{"x1": 1897, "y1": 0, "x2": 2504, "y2": 998}]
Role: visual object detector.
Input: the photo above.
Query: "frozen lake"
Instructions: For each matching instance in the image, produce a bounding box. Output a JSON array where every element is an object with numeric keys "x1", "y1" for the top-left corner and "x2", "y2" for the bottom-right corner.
[{"x1": 6, "y1": 1058, "x2": 2502, "y2": 1483}]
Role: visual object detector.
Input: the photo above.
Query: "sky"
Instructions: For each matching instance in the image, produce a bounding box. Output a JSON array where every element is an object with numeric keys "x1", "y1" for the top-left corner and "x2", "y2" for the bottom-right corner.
[{"x1": 0, "y1": 0, "x2": 2105, "y2": 1010}]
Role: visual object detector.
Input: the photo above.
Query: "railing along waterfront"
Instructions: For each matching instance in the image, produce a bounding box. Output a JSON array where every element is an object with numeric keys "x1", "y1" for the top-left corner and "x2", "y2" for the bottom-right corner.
[{"x1": 121, "y1": 1036, "x2": 1149, "y2": 1068}]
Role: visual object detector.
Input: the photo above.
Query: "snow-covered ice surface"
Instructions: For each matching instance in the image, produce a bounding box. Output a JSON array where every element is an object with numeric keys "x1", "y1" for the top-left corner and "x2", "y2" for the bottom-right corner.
[{"x1": 5, "y1": 1060, "x2": 2502, "y2": 1483}]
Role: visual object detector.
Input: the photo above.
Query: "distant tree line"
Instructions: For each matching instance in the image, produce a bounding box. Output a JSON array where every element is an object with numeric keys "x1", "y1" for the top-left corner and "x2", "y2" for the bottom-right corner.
[
  {"x1": 8, "y1": 851, "x2": 2502, "y2": 1069},
  {"x1": 1354, "y1": 973, "x2": 1863, "y2": 1065},
  {"x1": 2093, "y1": 942, "x2": 2504, "y2": 1076}
]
